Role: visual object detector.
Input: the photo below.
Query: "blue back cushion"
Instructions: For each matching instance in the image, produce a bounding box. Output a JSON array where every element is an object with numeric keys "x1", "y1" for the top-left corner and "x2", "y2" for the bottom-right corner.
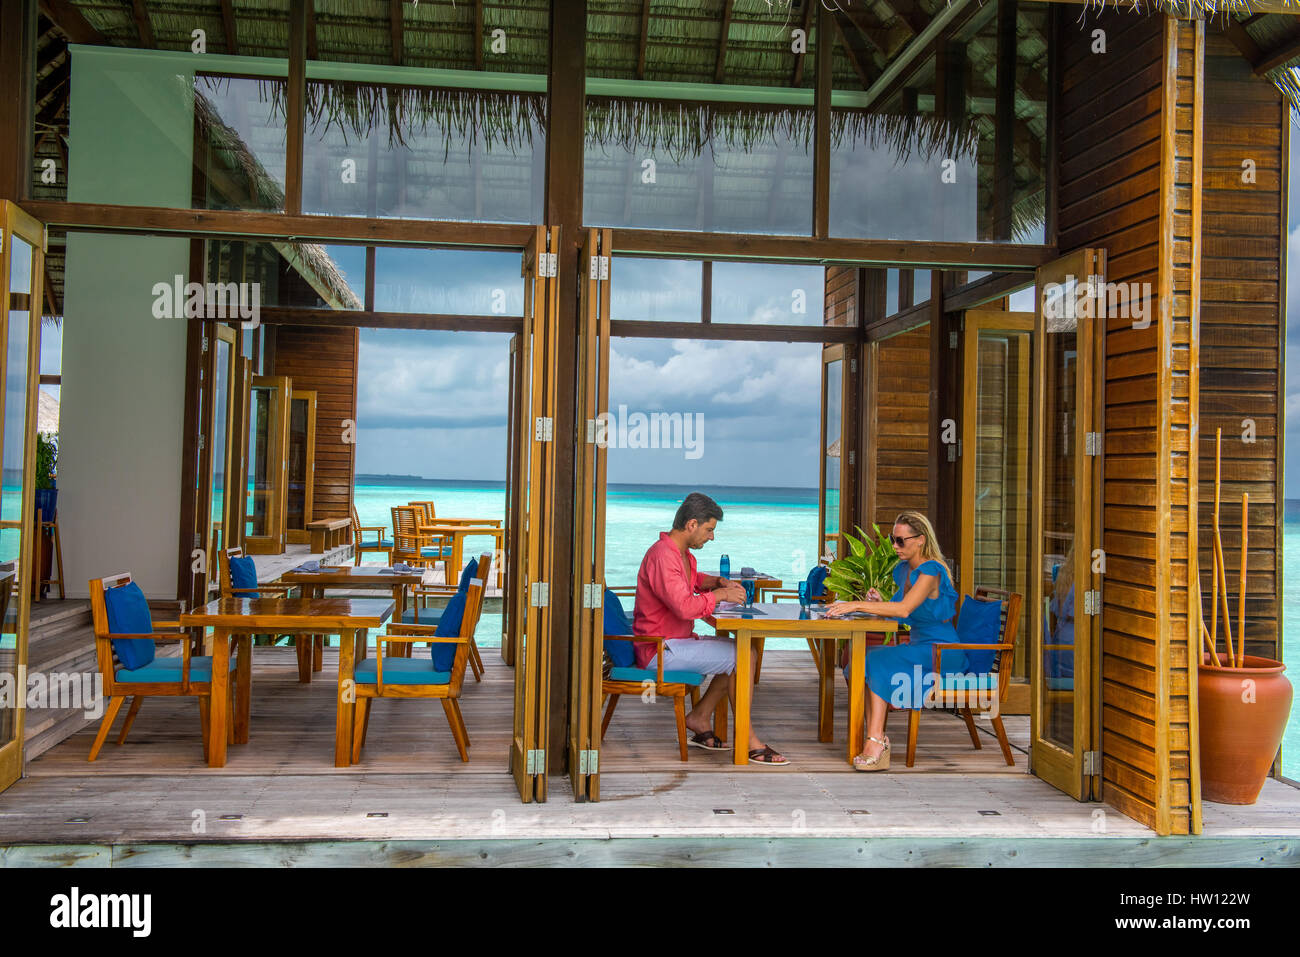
[
  {"x1": 430, "y1": 588, "x2": 469, "y2": 671},
  {"x1": 104, "y1": 581, "x2": 156, "y2": 670},
  {"x1": 603, "y1": 589, "x2": 635, "y2": 667},
  {"x1": 806, "y1": 564, "x2": 830, "y2": 598},
  {"x1": 229, "y1": 556, "x2": 259, "y2": 597},
  {"x1": 458, "y1": 558, "x2": 479, "y2": 592},
  {"x1": 957, "y1": 596, "x2": 1003, "y2": 673}
]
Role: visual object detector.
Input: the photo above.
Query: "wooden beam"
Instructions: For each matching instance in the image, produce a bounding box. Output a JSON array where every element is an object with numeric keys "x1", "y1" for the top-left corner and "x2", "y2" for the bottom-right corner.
[
  {"x1": 1253, "y1": 30, "x2": 1300, "y2": 75},
  {"x1": 864, "y1": 298, "x2": 930, "y2": 341},
  {"x1": 286, "y1": 0, "x2": 307, "y2": 216},
  {"x1": 715, "y1": 0, "x2": 735, "y2": 84},
  {"x1": 37, "y1": 0, "x2": 103, "y2": 44},
  {"x1": 612, "y1": 319, "x2": 856, "y2": 344},
  {"x1": 391, "y1": 0, "x2": 403, "y2": 66},
  {"x1": 1, "y1": 0, "x2": 37, "y2": 202},
  {"x1": 259, "y1": 307, "x2": 523, "y2": 333},
  {"x1": 131, "y1": 0, "x2": 154, "y2": 47},
  {"x1": 830, "y1": 11, "x2": 873, "y2": 90},
  {"x1": 221, "y1": 0, "x2": 238, "y2": 55},
  {"x1": 886, "y1": 0, "x2": 930, "y2": 39},
  {"x1": 305, "y1": 0, "x2": 317, "y2": 60},
  {"x1": 637, "y1": 0, "x2": 652, "y2": 79},
  {"x1": 19, "y1": 200, "x2": 535, "y2": 246},
  {"x1": 814, "y1": 4, "x2": 832, "y2": 239},
  {"x1": 942, "y1": 270, "x2": 1032, "y2": 311},
  {"x1": 992, "y1": 0, "x2": 1018, "y2": 241},
  {"x1": 474, "y1": 0, "x2": 484, "y2": 69},
  {"x1": 1222, "y1": 17, "x2": 1263, "y2": 64}
]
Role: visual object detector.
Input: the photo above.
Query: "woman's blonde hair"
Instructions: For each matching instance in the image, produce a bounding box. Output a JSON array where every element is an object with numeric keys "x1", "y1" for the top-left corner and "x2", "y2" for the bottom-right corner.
[{"x1": 893, "y1": 511, "x2": 952, "y2": 582}]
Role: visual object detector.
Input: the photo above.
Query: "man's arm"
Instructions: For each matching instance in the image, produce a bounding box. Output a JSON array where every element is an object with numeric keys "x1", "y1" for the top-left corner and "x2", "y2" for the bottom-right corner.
[
  {"x1": 697, "y1": 573, "x2": 723, "y2": 590},
  {"x1": 646, "y1": 554, "x2": 718, "y2": 620}
]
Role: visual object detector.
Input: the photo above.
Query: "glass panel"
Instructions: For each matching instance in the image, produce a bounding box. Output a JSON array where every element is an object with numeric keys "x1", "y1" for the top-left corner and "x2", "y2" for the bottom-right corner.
[
  {"x1": 886, "y1": 269, "x2": 899, "y2": 315},
  {"x1": 302, "y1": 81, "x2": 546, "y2": 224},
  {"x1": 246, "y1": 386, "x2": 273, "y2": 539},
  {"x1": 374, "y1": 247, "x2": 525, "y2": 315},
  {"x1": 823, "y1": 358, "x2": 843, "y2": 559},
  {"x1": 973, "y1": 330, "x2": 1031, "y2": 678},
  {"x1": 611, "y1": 258, "x2": 702, "y2": 322},
  {"x1": 584, "y1": 99, "x2": 813, "y2": 235},
  {"x1": 195, "y1": 75, "x2": 288, "y2": 212},
  {"x1": 1008, "y1": 285, "x2": 1035, "y2": 312},
  {"x1": 913, "y1": 269, "x2": 930, "y2": 306},
  {"x1": 286, "y1": 396, "x2": 309, "y2": 533},
  {"x1": 1041, "y1": 281, "x2": 1079, "y2": 751},
  {"x1": 206, "y1": 239, "x2": 364, "y2": 311},
  {"x1": 211, "y1": 339, "x2": 231, "y2": 546},
  {"x1": 712, "y1": 262, "x2": 825, "y2": 326}
]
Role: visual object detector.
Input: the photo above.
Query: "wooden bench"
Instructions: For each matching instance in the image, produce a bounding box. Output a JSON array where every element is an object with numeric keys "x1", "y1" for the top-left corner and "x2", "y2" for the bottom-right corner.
[{"x1": 307, "y1": 518, "x2": 352, "y2": 553}]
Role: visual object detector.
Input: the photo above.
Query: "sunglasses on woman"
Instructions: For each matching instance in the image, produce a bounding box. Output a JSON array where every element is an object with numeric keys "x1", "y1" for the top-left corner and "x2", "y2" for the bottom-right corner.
[{"x1": 891, "y1": 534, "x2": 921, "y2": 547}]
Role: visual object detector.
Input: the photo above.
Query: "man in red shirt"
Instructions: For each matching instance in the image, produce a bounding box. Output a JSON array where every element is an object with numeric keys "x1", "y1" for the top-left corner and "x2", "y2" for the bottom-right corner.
[{"x1": 633, "y1": 492, "x2": 789, "y2": 765}]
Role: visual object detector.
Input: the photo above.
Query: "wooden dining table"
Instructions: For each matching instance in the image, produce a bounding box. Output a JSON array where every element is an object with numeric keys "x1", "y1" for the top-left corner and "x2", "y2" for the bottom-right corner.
[
  {"x1": 278, "y1": 566, "x2": 425, "y2": 667},
  {"x1": 419, "y1": 523, "x2": 505, "y2": 589},
  {"x1": 179, "y1": 597, "x2": 395, "y2": 768},
  {"x1": 706, "y1": 602, "x2": 899, "y2": 766}
]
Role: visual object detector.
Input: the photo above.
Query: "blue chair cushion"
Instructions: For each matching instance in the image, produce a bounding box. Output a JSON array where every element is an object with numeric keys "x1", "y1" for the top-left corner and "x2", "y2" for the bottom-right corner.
[
  {"x1": 458, "y1": 558, "x2": 479, "y2": 592},
  {"x1": 602, "y1": 589, "x2": 635, "y2": 667},
  {"x1": 956, "y1": 595, "x2": 1003, "y2": 674},
  {"x1": 608, "y1": 666, "x2": 704, "y2": 686},
  {"x1": 939, "y1": 672, "x2": 1001, "y2": 692},
  {"x1": 401, "y1": 608, "x2": 445, "y2": 626},
  {"x1": 229, "y1": 555, "x2": 259, "y2": 598},
  {"x1": 355, "y1": 657, "x2": 450, "y2": 686},
  {"x1": 806, "y1": 564, "x2": 830, "y2": 599},
  {"x1": 420, "y1": 546, "x2": 455, "y2": 558},
  {"x1": 104, "y1": 581, "x2": 156, "y2": 670},
  {"x1": 362, "y1": 539, "x2": 395, "y2": 549},
  {"x1": 116, "y1": 655, "x2": 236, "y2": 684},
  {"x1": 1047, "y1": 677, "x2": 1075, "y2": 691},
  {"x1": 430, "y1": 588, "x2": 469, "y2": 672}
]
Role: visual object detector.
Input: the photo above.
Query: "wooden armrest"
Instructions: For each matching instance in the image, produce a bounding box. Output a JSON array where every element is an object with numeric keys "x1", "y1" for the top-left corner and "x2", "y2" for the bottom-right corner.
[
  {"x1": 380, "y1": 632, "x2": 468, "y2": 645},
  {"x1": 385, "y1": 623, "x2": 440, "y2": 635},
  {"x1": 929, "y1": 642, "x2": 1014, "y2": 672},
  {"x1": 151, "y1": 620, "x2": 186, "y2": 629},
  {"x1": 102, "y1": 633, "x2": 189, "y2": 643}
]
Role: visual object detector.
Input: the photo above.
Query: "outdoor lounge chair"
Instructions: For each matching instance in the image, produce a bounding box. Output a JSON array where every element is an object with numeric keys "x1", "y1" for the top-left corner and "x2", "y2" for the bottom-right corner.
[
  {"x1": 402, "y1": 552, "x2": 491, "y2": 682},
  {"x1": 390, "y1": 505, "x2": 451, "y2": 571},
  {"x1": 349, "y1": 575, "x2": 487, "y2": 762},
  {"x1": 219, "y1": 547, "x2": 319, "y2": 681},
  {"x1": 88, "y1": 573, "x2": 239, "y2": 763},
  {"x1": 351, "y1": 504, "x2": 393, "y2": 566},
  {"x1": 885, "y1": 585, "x2": 1023, "y2": 768}
]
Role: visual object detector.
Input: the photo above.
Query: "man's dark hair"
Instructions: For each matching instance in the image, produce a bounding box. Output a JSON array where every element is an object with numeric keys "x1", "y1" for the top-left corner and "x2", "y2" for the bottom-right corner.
[{"x1": 673, "y1": 492, "x2": 723, "y2": 530}]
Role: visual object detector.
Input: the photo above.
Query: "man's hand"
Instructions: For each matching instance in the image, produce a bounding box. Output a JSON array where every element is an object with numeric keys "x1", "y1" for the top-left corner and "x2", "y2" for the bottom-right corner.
[{"x1": 714, "y1": 580, "x2": 746, "y2": 604}]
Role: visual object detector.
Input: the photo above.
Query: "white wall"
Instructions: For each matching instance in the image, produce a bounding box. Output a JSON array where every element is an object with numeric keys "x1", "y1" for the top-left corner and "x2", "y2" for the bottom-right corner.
[{"x1": 61, "y1": 47, "x2": 193, "y2": 598}]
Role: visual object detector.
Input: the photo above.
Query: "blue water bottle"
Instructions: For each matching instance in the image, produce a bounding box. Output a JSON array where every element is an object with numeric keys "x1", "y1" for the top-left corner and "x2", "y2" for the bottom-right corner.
[{"x1": 719, "y1": 554, "x2": 730, "y2": 581}]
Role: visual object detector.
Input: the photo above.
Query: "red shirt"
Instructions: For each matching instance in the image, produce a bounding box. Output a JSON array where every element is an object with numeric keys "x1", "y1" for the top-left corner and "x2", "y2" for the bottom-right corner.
[{"x1": 632, "y1": 532, "x2": 718, "y2": 668}]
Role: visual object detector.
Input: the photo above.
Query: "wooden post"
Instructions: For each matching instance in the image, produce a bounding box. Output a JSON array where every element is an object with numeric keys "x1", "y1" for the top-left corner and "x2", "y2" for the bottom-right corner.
[
  {"x1": 813, "y1": 3, "x2": 832, "y2": 239},
  {"x1": 285, "y1": 0, "x2": 307, "y2": 216},
  {"x1": 0, "y1": 0, "x2": 37, "y2": 202},
  {"x1": 992, "y1": 0, "x2": 1018, "y2": 241}
]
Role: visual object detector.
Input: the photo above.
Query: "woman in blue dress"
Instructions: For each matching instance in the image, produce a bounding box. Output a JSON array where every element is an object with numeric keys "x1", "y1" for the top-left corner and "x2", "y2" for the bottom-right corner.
[{"x1": 825, "y1": 511, "x2": 963, "y2": 771}]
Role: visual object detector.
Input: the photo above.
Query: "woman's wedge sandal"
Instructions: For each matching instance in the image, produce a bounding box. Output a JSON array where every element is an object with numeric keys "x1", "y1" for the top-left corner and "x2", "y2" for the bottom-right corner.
[{"x1": 853, "y1": 735, "x2": 891, "y2": 771}]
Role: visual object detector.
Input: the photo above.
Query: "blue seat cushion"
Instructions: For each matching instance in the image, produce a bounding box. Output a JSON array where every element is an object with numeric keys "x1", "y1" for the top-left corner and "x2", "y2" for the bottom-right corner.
[
  {"x1": 361, "y1": 539, "x2": 395, "y2": 549},
  {"x1": 806, "y1": 564, "x2": 830, "y2": 599},
  {"x1": 420, "y1": 546, "x2": 455, "y2": 558},
  {"x1": 608, "y1": 666, "x2": 704, "y2": 687},
  {"x1": 116, "y1": 655, "x2": 236, "y2": 684},
  {"x1": 355, "y1": 657, "x2": 450, "y2": 686},
  {"x1": 602, "y1": 589, "x2": 636, "y2": 667},
  {"x1": 1047, "y1": 677, "x2": 1075, "y2": 692},
  {"x1": 458, "y1": 558, "x2": 480, "y2": 591},
  {"x1": 939, "y1": 672, "x2": 1001, "y2": 692},
  {"x1": 401, "y1": 608, "x2": 445, "y2": 625},
  {"x1": 104, "y1": 581, "x2": 156, "y2": 670},
  {"x1": 430, "y1": 588, "x2": 469, "y2": 671},
  {"x1": 229, "y1": 555, "x2": 259, "y2": 598},
  {"x1": 956, "y1": 595, "x2": 1003, "y2": 673}
]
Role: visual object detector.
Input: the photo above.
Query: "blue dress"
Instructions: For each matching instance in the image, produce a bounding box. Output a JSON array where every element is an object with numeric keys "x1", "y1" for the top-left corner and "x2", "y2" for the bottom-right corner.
[{"x1": 856, "y1": 560, "x2": 965, "y2": 709}]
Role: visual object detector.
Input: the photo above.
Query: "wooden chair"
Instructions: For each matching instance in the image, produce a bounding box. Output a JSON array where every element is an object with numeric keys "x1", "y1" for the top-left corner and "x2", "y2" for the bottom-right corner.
[
  {"x1": 88, "y1": 573, "x2": 238, "y2": 762},
  {"x1": 756, "y1": 564, "x2": 832, "y2": 679},
  {"x1": 889, "y1": 585, "x2": 1023, "y2": 768},
  {"x1": 408, "y1": 500, "x2": 437, "y2": 522},
  {"x1": 218, "y1": 547, "x2": 318, "y2": 680},
  {"x1": 350, "y1": 576, "x2": 487, "y2": 762},
  {"x1": 405, "y1": 552, "x2": 491, "y2": 682},
  {"x1": 600, "y1": 588, "x2": 708, "y2": 762},
  {"x1": 351, "y1": 504, "x2": 393, "y2": 566},
  {"x1": 390, "y1": 505, "x2": 449, "y2": 573}
]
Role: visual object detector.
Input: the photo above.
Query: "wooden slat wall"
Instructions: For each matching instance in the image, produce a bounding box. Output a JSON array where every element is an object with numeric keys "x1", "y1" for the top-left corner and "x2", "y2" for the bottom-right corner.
[
  {"x1": 1057, "y1": 10, "x2": 1198, "y2": 835},
  {"x1": 868, "y1": 326, "x2": 930, "y2": 528},
  {"x1": 824, "y1": 265, "x2": 857, "y2": 328},
  {"x1": 272, "y1": 325, "x2": 359, "y2": 519},
  {"x1": 1199, "y1": 28, "x2": 1284, "y2": 665}
]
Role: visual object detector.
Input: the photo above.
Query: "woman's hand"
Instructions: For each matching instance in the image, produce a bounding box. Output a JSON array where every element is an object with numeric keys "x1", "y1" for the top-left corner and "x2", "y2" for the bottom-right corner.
[
  {"x1": 823, "y1": 600, "x2": 863, "y2": 618},
  {"x1": 865, "y1": 587, "x2": 883, "y2": 602}
]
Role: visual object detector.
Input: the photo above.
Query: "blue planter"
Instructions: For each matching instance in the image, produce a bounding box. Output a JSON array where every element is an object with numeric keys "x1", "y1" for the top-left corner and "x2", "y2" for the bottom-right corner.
[{"x1": 35, "y1": 487, "x2": 57, "y2": 522}]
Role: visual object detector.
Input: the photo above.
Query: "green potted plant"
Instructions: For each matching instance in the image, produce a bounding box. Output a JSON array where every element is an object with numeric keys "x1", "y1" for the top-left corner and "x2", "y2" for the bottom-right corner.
[
  {"x1": 33, "y1": 432, "x2": 57, "y2": 599},
  {"x1": 824, "y1": 524, "x2": 899, "y2": 602}
]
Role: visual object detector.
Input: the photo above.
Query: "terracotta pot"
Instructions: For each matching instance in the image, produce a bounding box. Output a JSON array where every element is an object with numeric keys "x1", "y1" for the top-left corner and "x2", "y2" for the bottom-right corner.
[{"x1": 1198, "y1": 654, "x2": 1292, "y2": 805}]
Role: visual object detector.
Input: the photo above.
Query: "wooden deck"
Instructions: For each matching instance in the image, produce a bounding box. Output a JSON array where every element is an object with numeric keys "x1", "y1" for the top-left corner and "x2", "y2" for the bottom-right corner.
[{"x1": 2, "y1": 649, "x2": 1297, "y2": 865}]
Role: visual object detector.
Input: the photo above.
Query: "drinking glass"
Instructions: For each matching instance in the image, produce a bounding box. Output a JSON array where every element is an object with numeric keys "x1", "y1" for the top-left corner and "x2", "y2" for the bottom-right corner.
[
  {"x1": 798, "y1": 581, "x2": 809, "y2": 607},
  {"x1": 743, "y1": 579, "x2": 756, "y2": 607},
  {"x1": 719, "y1": 555, "x2": 730, "y2": 580}
]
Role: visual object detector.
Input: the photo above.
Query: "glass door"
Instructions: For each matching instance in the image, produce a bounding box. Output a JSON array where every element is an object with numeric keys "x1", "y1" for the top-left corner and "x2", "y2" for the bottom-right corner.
[
  {"x1": 511, "y1": 226, "x2": 558, "y2": 803},
  {"x1": 502, "y1": 332, "x2": 521, "y2": 666},
  {"x1": 284, "y1": 388, "x2": 317, "y2": 545},
  {"x1": 0, "y1": 202, "x2": 45, "y2": 794},
  {"x1": 196, "y1": 324, "x2": 237, "y2": 599},
  {"x1": 960, "y1": 309, "x2": 1033, "y2": 711},
  {"x1": 244, "y1": 375, "x2": 291, "y2": 555},
  {"x1": 1030, "y1": 248, "x2": 1104, "y2": 800},
  {"x1": 569, "y1": 229, "x2": 611, "y2": 801},
  {"x1": 819, "y1": 345, "x2": 849, "y2": 560}
]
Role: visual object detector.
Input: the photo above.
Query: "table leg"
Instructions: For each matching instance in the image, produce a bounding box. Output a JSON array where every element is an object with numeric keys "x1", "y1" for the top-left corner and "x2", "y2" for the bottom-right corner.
[
  {"x1": 234, "y1": 634, "x2": 252, "y2": 744},
  {"x1": 733, "y1": 629, "x2": 752, "y2": 766},
  {"x1": 848, "y1": 631, "x2": 866, "y2": 764},
  {"x1": 452, "y1": 533, "x2": 464, "y2": 586},
  {"x1": 818, "y1": 638, "x2": 835, "y2": 743},
  {"x1": 335, "y1": 628, "x2": 358, "y2": 767},
  {"x1": 312, "y1": 586, "x2": 325, "y2": 672},
  {"x1": 392, "y1": 585, "x2": 410, "y2": 658},
  {"x1": 208, "y1": 629, "x2": 230, "y2": 768}
]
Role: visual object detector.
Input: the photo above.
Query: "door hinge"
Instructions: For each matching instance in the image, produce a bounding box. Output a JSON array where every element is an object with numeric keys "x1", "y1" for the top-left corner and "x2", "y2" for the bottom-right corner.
[
  {"x1": 531, "y1": 582, "x2": 549, "y2": 607},
  {"x1": 525, "y1": 748, "x2": 546, "y2": 775},
  {"x1": 1085, "y1": 431, "x2": 1101, "y2": 456},
  {"x1": 534, "y1": 416, "x2": 553, "y2": 441},
  {"x1": 947, "y1": 442, "x2": 957, "y2": 462},
  {"x1": 538, "y1": 252, "x2": 558, "y2": 278},
  {"x1": 949, "y1": 330, "x2": 959, "y2": 349},
  {"x1": 578, "y1": 749, "x2": 600, "y2": 774},
  {"x1": 588, "y1": 255, "x2": 609, "y2": 280},
  {"x1": 194, "y1": 532, "x2": 202, "y2": 548},
  {"x1": 850, "y1": 358, "x2": 857, "y2": 374},
  {"x1": 1083, "y1": 750, "x2": 1101, "y2": 776},
  {"x1": 582, "y1": 583, "x2": 604, "y2": 608},
  {"x1": 1083, "y1": 590, "x2": 1101, "y2": 615},
  {"x1": 202, "y1": 335, "x2": 209, "y2": 353},
  {"x1": 847, "y1": 450, "x2": 855, "y2": 466},
  {"x1": 198, "y1": 434, "x2": 205, "y2": 452},
  {"x1": 586, "y1": 418, "x2": 596, "y2": 443}
]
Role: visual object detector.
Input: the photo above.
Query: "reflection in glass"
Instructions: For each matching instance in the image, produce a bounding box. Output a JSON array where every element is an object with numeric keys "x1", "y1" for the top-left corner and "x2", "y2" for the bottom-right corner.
[
  {"x1": 285, "y1": 394, "x2": 312, "y2": 535},
  {"x1": 210, "y1": 339, "x2": 231, "y2": 546},
  {"x1": 374, "y1": 247, "x2": 525, "y2": 315},
  {"x1": 303, "y1": 82, "x2": 545, "y2": 224},
  {"x1": 712, "y1": 263, "x2": 824, "y2": 326},
  {"x1": 206, "y1": 239, "x2": 363, "y2": 311},
  {"x1": 823, "y1": 359, "x2": 842, "y2": 558},
  {"x1": 247, "y1": 387, "x2": 273, "y2": 539},
  {"x1": 1041, "y1": 297, "x2": 1078, "y2": 750},
  {"x1": 195, "y1": 75, "x2": 288, "y2": 212},
  {"x1": 611, "y1": 259, "x2": 702, "y2": 322},
  {"x1": 584, "y1": 100, "x2": 813, "y2": 235},
  {"x1": 913, "y1": 270, "x2": 930, "y2": 306}
]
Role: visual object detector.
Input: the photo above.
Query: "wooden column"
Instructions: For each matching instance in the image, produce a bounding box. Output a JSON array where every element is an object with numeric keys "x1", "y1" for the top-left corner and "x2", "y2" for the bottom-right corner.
[
  {"x1": 991, "y1": 0, "x2": 1018, "y2": 241},
  {"x1": 543, "y1": 0, "x2": 586, "y2": 777},
  {"x1": 813, "y1": 3, "x2": 833, "y2": 239},
  {"x1": 0, "y1": 0, "x2": 37, "y2": 202},
  {"x1": 285, "y1": 0, "x2": 307, "y2": 216}
]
